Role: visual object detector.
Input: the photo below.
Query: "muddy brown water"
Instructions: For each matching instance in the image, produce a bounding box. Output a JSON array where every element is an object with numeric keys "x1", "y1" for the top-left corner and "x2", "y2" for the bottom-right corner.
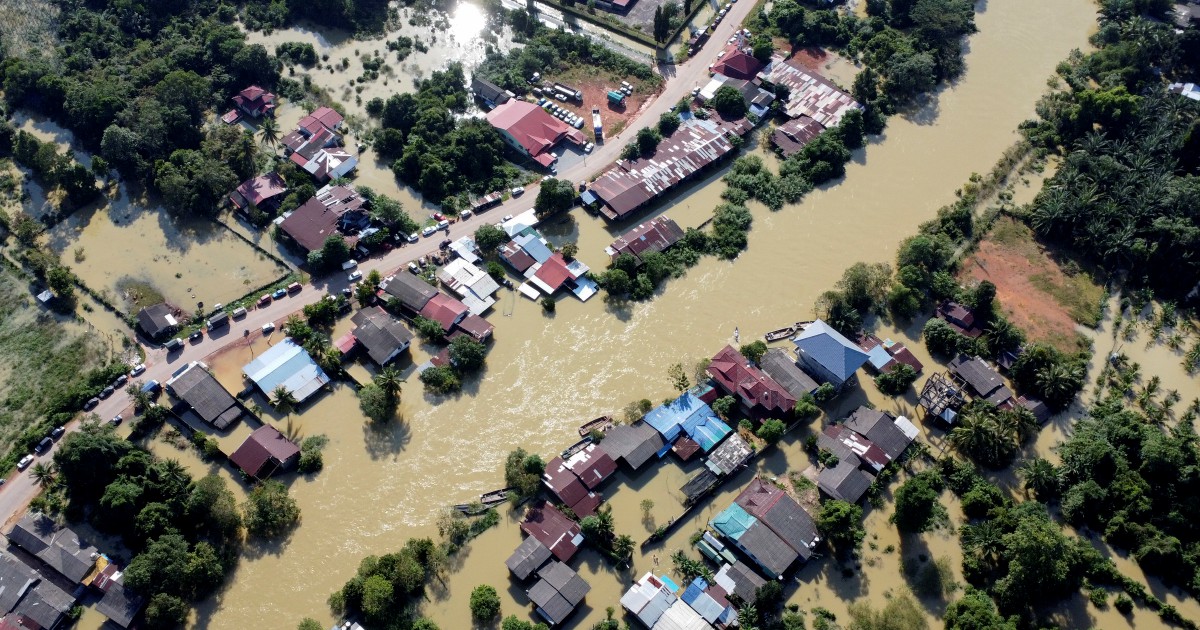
[{"x1": 65, "y1": 0, "x2": 1198, "y2": 627}]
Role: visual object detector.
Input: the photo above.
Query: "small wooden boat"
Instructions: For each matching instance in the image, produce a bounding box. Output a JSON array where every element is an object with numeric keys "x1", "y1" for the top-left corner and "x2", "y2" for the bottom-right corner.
[
  {"x1": 578, "y1": 416, "x2": 614, "y2": 437},
  {"x1": 479, "y1": 487, "x2": 513, "y2": 506},
  {"x1": 561, "y1": 437, "x2": 591, "y2": 459},
  {"x1": 764, "y1": 321, "x2": 812, "y2": 342}
]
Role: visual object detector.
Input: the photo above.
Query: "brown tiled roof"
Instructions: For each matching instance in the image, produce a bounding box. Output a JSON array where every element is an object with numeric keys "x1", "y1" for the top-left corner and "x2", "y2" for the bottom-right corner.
[
  {"x1": 230, "y1": 172, "x2": 287, "y2": 209},
  {"x1": 278, "y1": 185, "x2": 365, "y2": 254},
  {"x1": 520, "y1": 502, "x2": 582, "y2": 562},
  {"x1": 772, "y1": 116, "x2": 824, "y2": 157},
  {"x1": 229, "y1": 425, "x2": 300, "y2": 479},
  {"x1": 708, "y1": 345, "x2": 797, "y2": 416},
  {"x1": 453, "y1": 314, "x2": 494, "y2": 342},
  {"x1": 419, "y1": 294, "x2": 469, "y2": 331},
  {"x1": 712, "y1": 50, "x2": 765, "y2": 80},
  {"x1": 486, "y1": 100, "x2": 584, "y2": 160}
]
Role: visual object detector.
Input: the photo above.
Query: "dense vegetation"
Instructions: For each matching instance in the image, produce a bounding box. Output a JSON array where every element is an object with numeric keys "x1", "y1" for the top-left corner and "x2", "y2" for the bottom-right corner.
[
  {"x1": 51, "y1": 423, "x2": 245, "y2": 628},
  {"x1": 327, "y1": 537, "x2": 446, "y2": 628},
  {"x1": 0, "y1": 0, "x2": 282, "y2": 214}
]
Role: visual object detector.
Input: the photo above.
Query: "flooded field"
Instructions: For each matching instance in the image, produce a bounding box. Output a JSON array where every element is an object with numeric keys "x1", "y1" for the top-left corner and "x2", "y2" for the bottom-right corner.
[{"x1": 154, "y1": 0, "x2": 1130, "y2": 628}]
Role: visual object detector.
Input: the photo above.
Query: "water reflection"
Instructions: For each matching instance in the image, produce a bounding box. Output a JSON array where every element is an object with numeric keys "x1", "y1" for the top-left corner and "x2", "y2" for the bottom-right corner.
[{"x1": 449, "y1": 2, "x2": 488, "y2": 45}]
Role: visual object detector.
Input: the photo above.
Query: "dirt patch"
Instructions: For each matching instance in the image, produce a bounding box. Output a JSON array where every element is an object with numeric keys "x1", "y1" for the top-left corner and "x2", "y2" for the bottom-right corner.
[
  {"x1": 960, "y1": 217, "x2": 1104, "y2": 353},
  {"x1": 543, "y1": 67, "x2": 661, "y2": 142}
]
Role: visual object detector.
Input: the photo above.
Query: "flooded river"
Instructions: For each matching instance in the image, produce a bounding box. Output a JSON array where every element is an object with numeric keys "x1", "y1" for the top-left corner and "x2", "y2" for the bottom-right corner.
[{"x1": 154, "y1": 0, "x2": 1122, "y2": 628}]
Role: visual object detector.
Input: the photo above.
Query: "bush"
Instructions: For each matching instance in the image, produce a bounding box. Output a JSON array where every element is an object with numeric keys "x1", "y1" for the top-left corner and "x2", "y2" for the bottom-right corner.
[
  {"x1": 875, "y1": 363, "x2": 919, "y2": 395},
  {"x1": 923, "y1": 318, "x2": 964, "y2": 356},
  {"x1": 419, "y1": 365, "x2": 462, "y2": 394},
  {"x1": 891, "y1": 470, "x2": 947, "y2": 533},
  {"x1": 469, "y1": 584, "x2": 501, "y2": 621},
  {"x1": 756, "y1": 419, "x2": 786, "y2": 444},
  {"x1": 1114, "y1": 594, "x2": 1133, "y2": 614},
  {"x1": 243, "y1": 480, "x2": 301, "y2": 539}
]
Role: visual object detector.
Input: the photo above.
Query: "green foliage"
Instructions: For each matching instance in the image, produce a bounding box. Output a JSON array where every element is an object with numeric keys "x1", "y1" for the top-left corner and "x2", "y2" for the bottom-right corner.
[
  {"x1": 144, "y1": 593, "x2": 189, "y2": 630},
  {"x1": 739, "y1": 340, "x2": 767, "y2": 364},
  {"x1": 8, "y1": 130, "x2": 98, "y2": 206},
  {"x1": 711, "y1": 86, "x2": 747, "y2": 118},
  {"x1": 469, "y1": 584, "x2": 502, "y2": 621},
  {"x1": 922, "y1": 318, "x2": 964, "y2": 357},
  {"x1": 813, "y1": 383, "x2": 836, "y2": 403},
  {"x1": 658, "y1": 111, "x2": 681, "y2": 136},
  {"x1": 449, "y1": 335, "x2": 488, "y2": 373},
  {"x1": 709, "y1": 203, "x2": 753, "y2": 259},
  {"x1": 943, "y1": 587, "x2": 1017, "y2": 630},
  {"x1": 948, "y1": 403, "x2": 1038, "y2": 469},
  {"x1": 500, "y1": 616, "x2": 550, "y2": 630},
  {"x1": 412, "y1": 316, "x2": 447, "y2": 342},
  {"x1": 358, "y1": 383, "x2": 395, "y2": 423},
  {"x1": 243, "y1": 480, "x2": 300, "y2": 539},
  {"x1": 756, "y1": 419, "x2": 787, "y2": 445},
  {"x1": 847, "y1": 592, "x2": 927, "y2": 630},
  {"x1": 298, "y1": 619, "x2": 323, "y2": 630},
  {"x1": 670, "y1": 549, "x2": 713, "y2": 583},
  {"x1": 534, "y1": 178, "x2": 576, "y2": 217},
  {"x1": 505, "y1": 448, "x2": 546, "y2": 502},
  {"x1": 891, "y1": 470, "x2": 947, "y2": 533},
  {"x1": 817, "y1": 500, "x2": 865, "y2": 553},
  {"x1": 476, "y1": 26, "x2": 659, "y2": 96},
  {"x1": 330, "y1": 538, "x2": 445, "y2": 624},
  {"x1": 1009, "y1": 343, "x2": 1086, "y2": 411},
  {"x1": 875, "y1": 363, "x2": 918, "y2": 395},
  {"x1": 711, "y1": 395, "x2": 736, "y2": 419},
  {"x1": 475, "y1": 224, "x2": 509, "y2": 253},
  {"x1": 419, "y1": 365, "x2": 461, "y2": 394}
]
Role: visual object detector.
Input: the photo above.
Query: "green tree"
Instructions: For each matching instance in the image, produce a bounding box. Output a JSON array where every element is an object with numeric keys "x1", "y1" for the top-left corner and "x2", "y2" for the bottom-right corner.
[
  {"x1": 875, "y1": 363, "x2": 919, "y2": 395},
  {"x1": 948, "y1": 405, "x2": 1017, "y2": 469},
  {"x1": 469, "y1": 584, "x2": 502, "y2": 621},
  {"x1": 374, "y1": 367, "x2": 403, "y2": 401},
  {"x1": 658, "y1": 111, "x2": 681, "y2": 136},
  {"x1": 413, "y1": 316, "x2": 447, "y2": 342},
  {"x1": 46, "y1": 265, "x2": 76, "y2": 300},
  {"x1": 636, "y1": 127, "x2": 662, "y2": 155},
  {"x1": 504, "y1": 448, "x2": 545, "y2": 501},
  {"x1": 30, "y1": 462, "x2": 56, "y2": 488},
  {"x1": 243, "y1": 480, "x2": 301, "y2": 538},
  {"x1": 710, "y1": 85, "x2": 747, "y2": 118},
  {"x1": 712, "y1": 395, "x2": 736, "y2": 419},
  {"x1": 358, "y1": 383, "x2": 395, "y2": 423},
  {"x1": 475, "y1": 224, "x2": 508, "y2": 253},
  {"x1": 756, "y1": 419, "x2": 786, "y2": 444},
  {"x1": 449, "y1": 336, "x2": 487, "y2": 373},
  {"x1": 847, "y1": 592, "x2": 927, "y2": 630},
  {"x1": 817, "y1": 500, "x2": 865, "y2": 553},
  {"x1": 419, "y1": 365, "x2": 462, "y2": 394},
  {"x1": 922, "y1": 318, "x2": 964, "y2": 357},
  {"x1": 534, "y1": 178, "x2": 576, "y2": 217},
  {"x1": 298, "y1": 619, "x2": 323, "y2": 630},
  {"x1": 944, "y1": 587, "x2": 1018, "y2": 630},
  {"x1": 561, "y1": 242, "x2": 579, "y2": 260},
  {"x1": 602, "y1": 269, "x2": 631, "y2": 297},
  {"x1": 361, "y1": 574, "x2": 394, "y2": 619},
  {"x1": 891, "y1": 471, "x2": 947, "y2": 533},
  {"x1": 144, "y1": 593, "x2": 189, "y2": 630},
  {"x1": 667, "y1": 362, "x2": 690, "y2": 392},
  {"x1": 258, "y1": 116, "x2": 280, "y2": 149},
  {"x1": 739, "y1": 340, "x2": 767, "y2": 363},
  {"x1": 319, "y1": 235, "x2": 352, "y2": 268},
  {"x1": 1017, "y1": 458, "x2": 1060, "y2": 501},
  {"x1": 271, "y1": 386, "x2": 298, "y2": 418}
]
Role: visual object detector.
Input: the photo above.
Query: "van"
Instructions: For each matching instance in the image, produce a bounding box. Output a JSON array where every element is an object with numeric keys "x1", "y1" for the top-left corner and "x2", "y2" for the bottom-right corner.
[
  {"x1": 141, "y1": 380, "x2": 161, "y2": 395},
  {"x1": 407, "y1": 232, "x2": 420, "y2": 243},
  {"x1": 341, "y1": 259, "x2": 358, "y2": 271},
  {"x1": 422, "y1": 226, "x2": 437, "y2": 237},
  {"x1": 437, "y1": 219, "x2": 450, "y2": 230},
  {"x1": 165, "y1": 338, "x2": 183, "y2": 352},
  {"x1": 232, "y1": 307, "x2": 248, "y2": 319},
  {"x1": 34, "y1": 437, "x2": 52, "y2": 454},
  {"x1": 287, "y1": 282, "x2": 302, "y2": 294}
]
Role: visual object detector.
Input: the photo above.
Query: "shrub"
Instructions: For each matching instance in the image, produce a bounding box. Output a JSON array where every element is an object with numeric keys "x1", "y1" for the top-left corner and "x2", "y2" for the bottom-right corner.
[{"x1": 469, "y1": 584, "x2": 501, "y2": 621}]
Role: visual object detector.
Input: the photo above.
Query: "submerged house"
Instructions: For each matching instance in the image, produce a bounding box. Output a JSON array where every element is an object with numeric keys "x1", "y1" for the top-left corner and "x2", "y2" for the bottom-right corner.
[
  {"x1": 520, "y1": 502, "x2": 584, "y2": 562},
  {"x1": 471, "y1": 76, "x2": 512, "y2": 109},
  {"x1": 528, "y1": 561, "x2": 590, "y2": 627},
  {"x1": 758, "y1": 56, "x2": 862, "y2": 127},
  {"x1": 231, "y1": 85, "x2": 276, "y2": 118},
  {"x1": 136, "y1": 303, "x2": 178, "y2": 341},
  {"x1": 596, "y1": 422, "x2": 665, "y2": 471},
  {"x1": 604, "y1": 216, "x2": 686, "y2": 264},
  {"x1": 229, "y1": 425, "x2": 301, "y2": 479},
  {"x1": 282, "y1": 107, "x2": 357, "y2": 183},
  {"x1": 91, "y1": 562, "x2": 144, "y2": 629},
  {"x1": 229, "y1": 172, "x2": 287, "y2": 214},
  {"x1": 242, "y1": 338, "x2": 331, "y2": 403},
  {"x1": 563, "y1": 443, "x2": 617, "y2": 490},
  {"x1": 949, "y1": 355, "x2": 1014, "y2": 407},
  {"x1": 380, "y1": 272, "x2": 438, "y2": 314},
  {"x1": 350, "y1": 306, "x2": 413, "y2": 366},
  {"x1": 843, "y1": 406, "x2": 918, "y2": 462},
  {"x1": 758, "y1": 348, "x2": 820, "y2": 399},
  {"x1": 165, "y1": 362, "x2": 243, "y2": 430},
  {"x1": 733, "y1": 478, "x2": 820, "y2": 562},
  {"x1": 542, "y1": 456, "x2": 602, "y2": 517},
  {"x1": 818, "y1": 459, "x2": 874, "y2": 504},
  {"x1": 277, "y1": 185, "x2": 368, "y2": 256},
  {"x1": 485, "y1": 100, "x2": 584, "y2": 169},
  {"x1": 506, "y1": 536, "x2": 552, "y2": 581},
  {"x1": 793, "y1": 320, "x2": 870, "y2": 389},
  {"x1": 643, "y1": 392, "x2": 731, "y2": 459},
  {"x1": 707, "y1": 345, "x2": 797, "y2": 418},
  {"x1": 771, "y1": 116, "x2": 824, "y2": 157},
  {"x1": 6, "y1": 512, "x2": 98, "y2": 583},
  {"x1": 437, "y1": 258, "x2": 500, "y2": 315},
  {"x1": 0, "y1": 552, "x2": 75, "y2": 630}
]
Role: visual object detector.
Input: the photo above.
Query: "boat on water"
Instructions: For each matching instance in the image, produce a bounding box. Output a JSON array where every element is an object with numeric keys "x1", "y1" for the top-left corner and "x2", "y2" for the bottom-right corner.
[
  {"x1": 479, "y1": 487, "x2": 512, "y2": 505},
  {"x1": 578, "y1": 415, "x2": 614, "y2": 437},
  {"x1": 764, "y1": 321, "x2": 813, "y2": 342}
]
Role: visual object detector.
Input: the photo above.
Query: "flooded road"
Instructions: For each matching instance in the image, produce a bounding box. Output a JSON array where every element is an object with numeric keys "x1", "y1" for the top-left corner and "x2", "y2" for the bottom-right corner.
[{"x1": 154, "y1": 0, "x2": 1119, "y2": 628}]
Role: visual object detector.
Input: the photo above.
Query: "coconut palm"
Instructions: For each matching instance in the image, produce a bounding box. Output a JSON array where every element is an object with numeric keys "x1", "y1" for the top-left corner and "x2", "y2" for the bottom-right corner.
[
  {"x1": 1018, "y1": 457, "x2": 1061, "y2": 501},
  {"x1": 611, "y1": 534, "x2": 635, "y2": 566},
  {"x1": 737, "y1": 604, "x2": 761, "y2": 630},
  {"x1": 999, "y1": 406, "x2": 1040, "y2": 445},
  {"x1": 271, "y1": 386, "x2": 298, "y2": 417},
  {"x1": 1035, "y1": 362, "x2": 1085, "y2": 408},
  {"x1": 30, "y1": 462, "x2": 56, "y2": 488},
  {"x1": 258, "y1": 116, "x2": 280, "y2": 149},
  {"x1": 374, "y1": 367, "x2": 403, "y2": 402},
  {"x1": 961, "y1": 520, "x2": 1005, "y2": 572}
]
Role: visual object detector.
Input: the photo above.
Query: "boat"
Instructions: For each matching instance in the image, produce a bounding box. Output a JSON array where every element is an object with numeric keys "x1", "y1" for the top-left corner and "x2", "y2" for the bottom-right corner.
[
  {"x1": 733, "y1": 327, "x2": 740, "y2": 343},
  {"x1": 764, "y1": 321, "x2": 813, "y2": 342},
  {"x1": 578, "y1": 415, "x2": 613, "y2": 437},
  {"x1": 561, "y1": 437, "x2": 592, "y2": 459},
  {"x1": 479, "y1": 487, "x2": 513, "y2": 506}
]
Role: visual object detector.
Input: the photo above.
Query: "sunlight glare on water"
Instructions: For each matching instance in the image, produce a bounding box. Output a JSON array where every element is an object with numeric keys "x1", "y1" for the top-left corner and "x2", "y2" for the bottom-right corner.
[{"x1": 449, "y1": 2, "x2": 487, "y2": 45}]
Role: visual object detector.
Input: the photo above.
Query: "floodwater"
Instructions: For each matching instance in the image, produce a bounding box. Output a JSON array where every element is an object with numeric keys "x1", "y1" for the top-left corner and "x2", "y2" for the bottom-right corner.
[{"x1": 160, "y1": 0, "x2": 1130, "y2": 629}]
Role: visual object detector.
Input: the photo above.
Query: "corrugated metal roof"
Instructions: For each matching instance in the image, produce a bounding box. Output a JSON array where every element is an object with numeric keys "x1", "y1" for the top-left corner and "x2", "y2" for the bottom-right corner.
[
  {"x1": 759, "y1": 56, "x2": 862, "y2": 127},
  {"x1": 793, "y1": 320, "x2": 870, "y2": 384},
  {"x1": 710, "y1": 503, "x2": 756, "y2": 541},
  {"x1": 243, "y1": 338, "x2": 330, "y2": 402}
]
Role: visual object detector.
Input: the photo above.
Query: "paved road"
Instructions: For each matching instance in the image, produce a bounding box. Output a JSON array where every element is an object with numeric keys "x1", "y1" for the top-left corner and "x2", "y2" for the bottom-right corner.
[{"x1": 0, "y1": 0, "x2": 758, "y2": 520}]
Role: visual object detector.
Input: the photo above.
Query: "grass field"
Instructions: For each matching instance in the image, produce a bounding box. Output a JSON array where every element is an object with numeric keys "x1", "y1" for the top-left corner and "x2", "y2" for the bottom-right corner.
[{"x1": 0, "y1": 0, "x2": 59, "y2": 59}]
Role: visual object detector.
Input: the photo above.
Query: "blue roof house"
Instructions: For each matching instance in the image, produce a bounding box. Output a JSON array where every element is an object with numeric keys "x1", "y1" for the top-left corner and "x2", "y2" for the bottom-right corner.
[
  {"x1": 683, "y1": 412, "x2": 732, "y2": 453},
  {"x1": 710, "y1": 503, "x2": 756, "y2": 542},
  {"x1": 644, "y1": 392, "x2": 723, "y2": 457},
  {"x1": 793, "y1": 320, "x2": 870, "y2": 388},
  {"x1": 243, "y1": 338, "x2": 331, "y2": 403},
  {"x1": 682, "y1": 577, "x2": 736, "y2": 626}
]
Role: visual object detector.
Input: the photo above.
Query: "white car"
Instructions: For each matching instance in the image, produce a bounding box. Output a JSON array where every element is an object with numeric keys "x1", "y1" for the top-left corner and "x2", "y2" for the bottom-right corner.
[
  {"x1": 17, "y1": 454, "x2": 34, "y2": 471},
  {"x1": 511, "y1": 187, "x2": 524, "y2": 196},
  {"x1": 422, "y1": 225, "x2": 437, "y2": 237},
  {"x1": 262, "y1": 322, "x2": 276, "y2": 334},
  {"x1": 348, "y1": 270, "x2": 363, "y2": 282},
  {"x1": 584, "y1": 142, "x2": 594, "y2": 153},
  {"x1": 503, "y1": 214, "x2": 514, "y2": 222},
  {"x1": 436, "y1": 219, "x2": 450, "y2": 230},
  {"x1": 130, "y1": 363, "x2": 146, "y2": 377},
  {"x1": 460, "y1": 209, "x2": 473, "y2": 219},
  {"x1": 407, "y1": 232, "x2": 419, "y2": 243}
]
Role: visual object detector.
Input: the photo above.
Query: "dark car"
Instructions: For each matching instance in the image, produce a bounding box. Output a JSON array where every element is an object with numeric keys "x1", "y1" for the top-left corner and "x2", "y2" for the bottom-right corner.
[
  {"x1": 83, "y1": 397, "x2": 99, "y2": 411},
  {"x1": 109, "y1": 415, "x2": 123, "y2": 426},
  {"x1": 51, "y1": 426, "x2": 65, "y2": 440},
  {"x1": 113, "y1": 374, "x2": 128, "y2": 387},
  {"x1": 99, "y1": 386, "x2": 114, "y2": 399},
  {"x1": 439, "y1": 239, "x2": 452, "y2": 250},
  {"x1": 34, "y1": 437, "x2": 53, "y2": 454},
  {"x1": 189, "y1": 331, "x2": 203, "y2": 342}
]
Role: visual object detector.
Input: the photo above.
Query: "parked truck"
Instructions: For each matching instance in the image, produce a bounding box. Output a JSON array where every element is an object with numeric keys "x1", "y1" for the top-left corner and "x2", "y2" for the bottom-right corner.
[
  {"x1": 591, "y1": 107, "x2": 603, "y2": 141},
  {"x1": 552, "y1": 82, "x2": 583, "y2": 102},
  {"x1": 607, "y1": 90, "x2": 626, "y2": 106}
]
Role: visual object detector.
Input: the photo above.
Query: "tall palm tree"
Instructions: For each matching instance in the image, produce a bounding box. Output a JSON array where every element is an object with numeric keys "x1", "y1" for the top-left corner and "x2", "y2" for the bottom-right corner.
[
  {"x1": 1018, "y1": 458, "x2": 1060, "y2": 501},
  {"x1": 271, "y1": 386, "x2": 298, "y2": 417},
  {"x1": 1035, "y1": 362, "x2": 1084, "y2": 408},
  {"x1": 374, "y1": 367, "x2": 403, "y2": 402},
  {"x1": 961, "y1": 520, "x2": 1004, "y2": 572},
  {"x1": 611, "y1": 534, "x2": 635, "y2": 566},
  {"x1": 30, "y1": 462, "x2": 56, "y2": 488},
  {"x1": 999, "y1": 407, "x2": 1040, "y2": 445},
  {"x1": 258, "y1": 116, "x2": 280, "y2": 150},
  {"x1": 948, "y1": 408, "x2": 1012, "y2": 468}
]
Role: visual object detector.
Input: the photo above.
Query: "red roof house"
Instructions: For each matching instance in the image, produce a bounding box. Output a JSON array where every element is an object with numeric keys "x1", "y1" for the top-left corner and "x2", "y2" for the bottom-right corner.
[
  {"x1": 453, "y1": 314, "x2": 494, "y2": 342},
  {"x1": 772, "y1": 116, "x2": 823, "y2": 157},
  {"x1": 300, "y1": 106, "x2": 344, "y2": 135},
  {"x1": 521, "y1": 502, "x2": 584, "y2": 562},
  {"x1": 543, "y1": 456, "x2": 588, "y2": 505},
  {"x1": 708, "y1": 345, "x2": 797, "y2": 418},
  {"x1": 936, "y1": 301, "x2": 982, "y2": 338},
  {"x1": 232, "y1": 85, "x2": 276, "y2": 117},
  {"x1": 278, "y1": 185, "x2": 367, "y2": 254},
  {"x1": 564, "y1": 444, "x2": 617, "y2": 490},
  {"x1": 533, "y1": 253, "x2": 574, "y2": 294},
  {"x1": 229, "y1": 172, "x2": 287, "y2": 211},
  {"x1": 500, "y1": 241, "x2": 537, "y2": 273},
  {"x1": 486, "y1": 100, "x2": 585, "y2": 168},
  {"x1": 712, "y1": 50, "x2": 765, "y2": 81},
  {"x1": 229, "y1": 425, "x2": 301, "y2": 479},
  {"x1": 605, "y1": 216, "x2": 686, "y2": 262},
  {"x1": 419, "y1": 294, "x2": 469, "y2": 332}
]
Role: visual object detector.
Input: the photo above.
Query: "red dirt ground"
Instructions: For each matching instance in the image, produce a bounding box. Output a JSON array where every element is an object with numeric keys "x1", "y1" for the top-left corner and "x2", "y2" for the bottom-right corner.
[
  {"x1": 544, "y1": 69, "x2": 659, "y2": 142},
  {"x1": 959, "y1": 218, "x2": 1086, "y2": 352}
]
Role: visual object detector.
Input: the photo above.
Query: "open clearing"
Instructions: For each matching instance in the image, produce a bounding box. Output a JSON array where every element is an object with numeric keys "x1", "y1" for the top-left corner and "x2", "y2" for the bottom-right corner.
[{"x1": 960, "y1": 216, "x2": 1104, "y2": 352}]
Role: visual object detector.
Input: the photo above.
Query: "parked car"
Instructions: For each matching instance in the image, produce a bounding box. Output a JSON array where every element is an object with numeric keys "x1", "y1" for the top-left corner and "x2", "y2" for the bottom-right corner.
[
  {"x1": 257, "y1": 294, "x2": 272, "y2": 307},
  {"x1": 408, "y1": 232, "x2": 420, "y2": 243},
  {"x1": 341, "y1": 259, "x2": 358, "y2": 271},
  {"x1": 99, "y1": 386, "x2": 114, "y2": 399},
  {"x1": 503, "y1": 214, "x2": 514, "y2": 222},
  {"x1": 189, "y1": 331, "x2": 203, "y2": 342},
  {"x1": 17, "y1": 455, "x2": 34, "y2": 471},
  {"x1": 408, "y1": 262, "x2": 420, "y2": 274},
  {"x1": 272, "y1": 288, "x2": 287, "y2": 299},
  {"x1": 141, "y1": 380, "x2": 161, "y2": 395},
  {"x1": 460, "y1": 209, "x2": 473, "y2": 219},
  {"x1": 262, "y1": 322, "x2": 276, "y2": 334},
  {"x1": 232, "y1": 307, "x2": 248, "y2": 319},
  {"x1": 511, "y1": 186, "x2": 524, "y2": 196},
  {"x1": 348, "y1": 270, "x2": 363, "y2": 282},
  {"x1": 439, "y1": 239, "x2": 452, "y2": 250},
  {"x1": 83, "y1": 397, "x2": 99, "y2": 410},
  {"x1": 51, "y1": 426, "x2": 65, "y2": 440},
  {"x1": 431, "y1": 212, "x2": 446, "y2": 221},
  {"x1": 113, "y1": 374, "x2": 128, "y2": 387},
  {"x1": 437, "y1": 219, "x2": 450, "y2": 230},
  {"x1": 34, "y1": 437, "x2": 52, "y2": 454},
  {"x1": 422, "y1": 226, "x2": 437, "y2": 237},
  {"x1": 584, "y1": 142, "x2": 595, "y2": 153},
  {"x1": 109, "y1": 415, "x2": 123, "y2": 426},
  {"x1": 165, "y1": 337, "x2": 184, "y2": 352},
  {"x1": 287, "y1": 282, "x2": 302, "y2": 294},
  {"x1": 130, "y1": 363, "x2": 146, "y2": 377}
]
